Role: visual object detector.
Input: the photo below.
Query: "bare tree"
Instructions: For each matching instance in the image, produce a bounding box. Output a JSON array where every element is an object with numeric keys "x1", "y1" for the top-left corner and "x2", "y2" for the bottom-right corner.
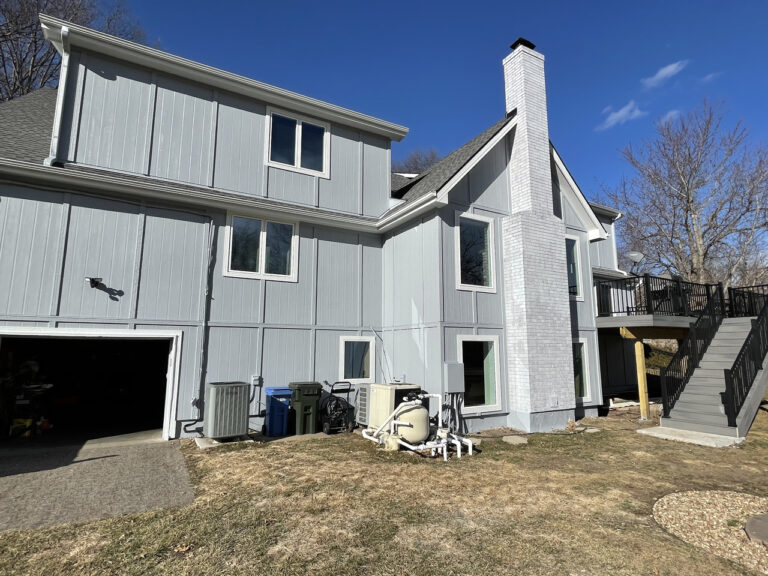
[
  {"x1": 0, "y1": 0, "x2": 146, "y2": 102},
  {"x1": 392, "y1": 148, "x2": 441, "y2": 174},
  {"x1": 606, "y1": 102, "x2": 768, "y2": 288}
]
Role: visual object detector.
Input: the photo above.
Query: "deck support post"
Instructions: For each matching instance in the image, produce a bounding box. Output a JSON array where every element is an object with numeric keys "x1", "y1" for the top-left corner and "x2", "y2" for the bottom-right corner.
[{"x1": 620, "y1": 327, "x2": 649, "y2": 420}]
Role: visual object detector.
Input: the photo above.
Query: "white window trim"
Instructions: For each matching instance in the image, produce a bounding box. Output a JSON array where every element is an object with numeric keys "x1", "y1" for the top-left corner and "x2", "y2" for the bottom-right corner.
[
  {"x1": 455, "y1": 211, "x2": 497, "y2": 293},
  {"x1": 573, "y1": 336, "x2": 592, "y2": 402},
  {"x1": 224, "y1": 212, "x2": 300, "y2": 282},
  {"x1": 457, "y1": 334, "x2": 502, "y2": 414},
  {"x1": 265, "y1": 106, "x2": 331, "y2": 179},
  {"x1": 566, "y1": 233, "x2": 583, "y2": 301},
  {"x1": 339, "y1": 336, "x2": 375, "y2": 384}
]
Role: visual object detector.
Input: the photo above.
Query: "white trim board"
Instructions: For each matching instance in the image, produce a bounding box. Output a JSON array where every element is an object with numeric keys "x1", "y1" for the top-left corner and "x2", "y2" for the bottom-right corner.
[{"x1": 0, "y1": 326, "x2": 183, "y2": 440}]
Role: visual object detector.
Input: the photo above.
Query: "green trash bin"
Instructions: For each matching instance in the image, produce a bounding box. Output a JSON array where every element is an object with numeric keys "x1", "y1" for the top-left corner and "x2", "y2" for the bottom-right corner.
[{"x1": 289, "y1": 381, "x2": 322, "y2": 435}]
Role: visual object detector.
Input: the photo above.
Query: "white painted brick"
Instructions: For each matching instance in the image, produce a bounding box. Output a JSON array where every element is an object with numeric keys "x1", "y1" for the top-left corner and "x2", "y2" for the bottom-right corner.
[{"x1": 501, "y1": 42, "x2": 575, "y2": 426}]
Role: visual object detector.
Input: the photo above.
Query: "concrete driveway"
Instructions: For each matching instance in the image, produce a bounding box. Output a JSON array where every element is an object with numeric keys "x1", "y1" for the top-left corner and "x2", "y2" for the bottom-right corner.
[{"x1": 0, "y1": 431, "x2": 194, "y2": 531}]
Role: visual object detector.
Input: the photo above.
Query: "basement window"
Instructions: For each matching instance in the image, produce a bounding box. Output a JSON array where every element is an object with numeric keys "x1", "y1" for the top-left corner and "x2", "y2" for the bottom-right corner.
[
  {"x1": 455, "y1": 211, "x2": 496, "y2": 293},
  {"x1": 339, "y1": 336, "x2": 375, "y2": 384},
  {"x1": 457, "y1": 335, "x2": 501, "y2": 413},
  {"x1": 266, "y1": 107, "x2": 330, "y2": 178},
  {"x1": 225, "y1": 213, "x2": 299, "y2": 281}
]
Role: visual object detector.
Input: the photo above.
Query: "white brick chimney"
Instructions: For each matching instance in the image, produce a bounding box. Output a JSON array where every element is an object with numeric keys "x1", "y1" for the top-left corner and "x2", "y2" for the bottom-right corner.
[{"x1": 500, "y1": 38, "x2": 576, "y2": 432}]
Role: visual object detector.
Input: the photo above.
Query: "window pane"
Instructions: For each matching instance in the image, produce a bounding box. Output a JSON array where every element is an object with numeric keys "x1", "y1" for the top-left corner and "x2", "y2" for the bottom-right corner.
[
  {"x1": 344, "y1": 341, "x2": 370, "y2": 379},
  {"x1": 264, "y1": 221, "x2": 293, "y2": 276},
  {"x1": 300, "y1": 122, "x2": 325, "y2": 172},
  {"x1": 459, "y1": 217, "x2": 491, "y2": 286},
  {"x1": 566, "y1": 238, "x2": 579, "y2": 296},
  {"x1": 230, "y1": 217, "x2": 261, "y2": 273},
  {"x1": 462, "y1": 340, "x2": 496, "y2": 407},
  {"x1": 573, "y1": 342, "x2": 586, "y2": 397},
  {"x1": 270, "y1": 114, "x2": 296, "y2": 166}
]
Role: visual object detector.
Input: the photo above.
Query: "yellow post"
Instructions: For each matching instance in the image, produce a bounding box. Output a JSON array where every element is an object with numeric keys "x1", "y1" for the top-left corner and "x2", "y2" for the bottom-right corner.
[
  {"x1": 634, "y1": 339, "x2": 649, "y2": 420},
  {"x1": 619, "y1": 327, "x2": 650, "y2": 420}
]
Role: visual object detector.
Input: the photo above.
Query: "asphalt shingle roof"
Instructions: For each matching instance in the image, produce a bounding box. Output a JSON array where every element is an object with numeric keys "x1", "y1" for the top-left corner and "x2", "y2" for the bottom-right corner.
[
  {"x1": 0, "y1": 88, "x2": 58, "y2": 163},
  {"x1": 391, "y1": 115, "x2": 515, "y2": 202}
]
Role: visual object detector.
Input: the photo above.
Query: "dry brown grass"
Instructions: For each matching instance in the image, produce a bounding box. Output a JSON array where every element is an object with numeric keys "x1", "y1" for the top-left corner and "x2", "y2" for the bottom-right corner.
[{"x1": 1, "y1": 401, "x2": 767, "y2": 576}]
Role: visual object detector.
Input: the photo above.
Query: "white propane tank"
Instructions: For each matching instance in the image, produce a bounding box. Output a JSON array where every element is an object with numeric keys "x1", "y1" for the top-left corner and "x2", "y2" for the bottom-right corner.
[{"x1": 395, "y1": 404, "x2": 430, "y2": 444}]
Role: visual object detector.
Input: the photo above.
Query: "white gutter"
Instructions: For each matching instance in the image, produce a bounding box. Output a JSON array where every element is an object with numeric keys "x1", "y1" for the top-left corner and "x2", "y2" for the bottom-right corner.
[
  {"x1": 377, "y1": 191, "x2": 442, "y2": 233},
  {"x1": 39, "y1": 14, "x2": 408, "y2": 142},
  {"x1": 0, "y1": 159, "x2": 380, "y2": 233}
]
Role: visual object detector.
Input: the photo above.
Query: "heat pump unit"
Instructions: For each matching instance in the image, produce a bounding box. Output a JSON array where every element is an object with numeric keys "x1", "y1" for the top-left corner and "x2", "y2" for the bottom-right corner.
[
  {"x1": 356, "y1": 383, "x2": 421, "y2": 429},
  {"x1": 203, "y1": 381, "x2": 251, "y2": 439}
]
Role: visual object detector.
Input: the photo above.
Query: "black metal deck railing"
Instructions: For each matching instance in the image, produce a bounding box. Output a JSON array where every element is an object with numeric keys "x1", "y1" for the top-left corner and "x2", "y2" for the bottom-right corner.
[
  {"x1": 722, "y1": 297, "x2": 768, "y2": 426},
  {"x1": 596, "y1": 274, "x2": 713, "y2": 317},
  {"x1": 659, "y1": 286, "x2": 725, "y2": 417},
  {"x1": 728, "y1": 284, "x2": 768, "y2": 317}
]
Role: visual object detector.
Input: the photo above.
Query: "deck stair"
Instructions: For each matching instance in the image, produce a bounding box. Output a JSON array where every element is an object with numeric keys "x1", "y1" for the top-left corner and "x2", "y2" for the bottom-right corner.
[{"x1": 662, "y1": 317, "x2": 768, "y2": 437}]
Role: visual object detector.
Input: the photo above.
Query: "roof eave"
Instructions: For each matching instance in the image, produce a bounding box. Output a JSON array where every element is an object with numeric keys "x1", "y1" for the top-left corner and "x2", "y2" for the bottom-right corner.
[
  {"x1": 551, "y1": 146, "x2": 607, "y2": 241},
  {"x1": 435, "y1": 116, "x2": 518, "y2": 202},
  {"x1": 38, "y1": 14, "x2": 409, "y2": 142}
]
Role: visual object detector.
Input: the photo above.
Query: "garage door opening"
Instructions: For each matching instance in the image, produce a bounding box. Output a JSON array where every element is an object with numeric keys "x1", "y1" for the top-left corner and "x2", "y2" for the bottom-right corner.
[{"x1": 0, "y1": 337, "x2": 172, "y2": 444}]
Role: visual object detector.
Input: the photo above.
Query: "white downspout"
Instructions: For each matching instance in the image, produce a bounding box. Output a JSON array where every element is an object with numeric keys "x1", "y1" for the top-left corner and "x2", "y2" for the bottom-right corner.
[{"x1": 44, "y1": 25, "x2": 70, "y2": 166}]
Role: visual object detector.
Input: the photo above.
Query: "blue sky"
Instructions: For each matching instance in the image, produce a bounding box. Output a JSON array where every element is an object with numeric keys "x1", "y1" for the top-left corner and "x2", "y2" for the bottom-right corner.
[{"x1": 129, "y1": 0, "x2": 768, "y2": 200}]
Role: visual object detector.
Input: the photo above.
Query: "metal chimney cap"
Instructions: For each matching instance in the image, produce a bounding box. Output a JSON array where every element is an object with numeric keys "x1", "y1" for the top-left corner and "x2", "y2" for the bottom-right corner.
[{"x1": 511, "y1": 38, "x2": 536, "y2": 51}]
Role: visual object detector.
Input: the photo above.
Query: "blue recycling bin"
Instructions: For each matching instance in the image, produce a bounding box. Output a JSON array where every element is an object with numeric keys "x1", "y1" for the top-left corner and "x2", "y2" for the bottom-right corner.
[{"x1": 265, "y1": 387, "x2": 292, "y2": 437}]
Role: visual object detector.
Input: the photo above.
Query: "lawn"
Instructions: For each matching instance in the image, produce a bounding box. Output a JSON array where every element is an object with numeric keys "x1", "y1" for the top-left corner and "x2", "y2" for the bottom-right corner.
[{"x1": 1, "y1": 403, "x2": 767, "y2": 576}]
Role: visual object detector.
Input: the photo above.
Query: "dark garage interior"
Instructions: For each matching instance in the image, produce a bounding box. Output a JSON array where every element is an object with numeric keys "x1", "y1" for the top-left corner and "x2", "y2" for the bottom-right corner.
[{"x1": 0, "y1": 337, "x2": 170, "y2": 443}]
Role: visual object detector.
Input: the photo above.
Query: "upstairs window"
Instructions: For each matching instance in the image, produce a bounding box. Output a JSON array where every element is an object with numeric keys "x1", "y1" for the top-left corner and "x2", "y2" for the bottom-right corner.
[
  {"x1": 266, "y1": 107, "x2": 330, "y2": 178},
  {"x1": 226, "y1": 214, "x2": 298, "y2": 281},
  {"x1": 566, "y1": 235, "x2": 582, "y2": 299},
  {"x1": 455, "y1": 212, "x2": 496, "y2": 292}
]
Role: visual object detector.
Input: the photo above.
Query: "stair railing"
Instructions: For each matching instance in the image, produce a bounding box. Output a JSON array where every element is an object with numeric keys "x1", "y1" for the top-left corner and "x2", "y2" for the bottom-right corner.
[
  {"x1": 660, "y1": 284, "x2": 725, "y2": 417},
  {"x1": 722, "y1": 299, "x2": 768, "y2": 427}
]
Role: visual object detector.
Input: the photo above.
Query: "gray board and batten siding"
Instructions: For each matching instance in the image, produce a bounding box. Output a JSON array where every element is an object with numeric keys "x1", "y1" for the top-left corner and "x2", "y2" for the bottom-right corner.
[
  {"x1": 59, "y1": 49, "x2": 392, "y2": 218},
  {"x1": 0, "y1": 179, "x2": 384, "y2": 437},
  {"x1": 380, "y1": 133, "x2": 512, "y2": 431},
  {"x1": 558, "y1": 162, "x2": 604, "y2": 410}
]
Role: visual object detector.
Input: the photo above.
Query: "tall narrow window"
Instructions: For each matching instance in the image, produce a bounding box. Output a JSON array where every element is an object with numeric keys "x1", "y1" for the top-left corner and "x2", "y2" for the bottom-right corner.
[
  {"x1": 566, "y1": 236, "x2": 581, "y2": 298},
  {"x1": 456, "y1": 212, "x2": 495, "y2": 292},
  {"x1": 266, "y1": 108, "x2": 330, "y2": 177},
  {"x1": 572, "y1": 340, "x2": 588, "y2": 398},
  {"x1": 458, "y1": 335, "x2": 501, "y2": 412},
  {"x1": 340, "y1": 337, "x2": 375, "y2": 383},
  {"x1": 225, "y1": 214, "x2": 298, "y2": 281}
]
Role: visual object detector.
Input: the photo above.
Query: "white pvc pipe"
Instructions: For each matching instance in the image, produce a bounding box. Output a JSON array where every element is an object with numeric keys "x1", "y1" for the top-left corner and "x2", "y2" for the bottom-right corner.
[
  {"x1": 452, "y1": 437, "x2": 462, "y2": 458},
  {"x1": 419, "y1": 393, "x2": 443, "y2": 429},
  {"x1": 362, "y1": 429, "x2": 381, "y2": 444},
  {"x1": 374, "y1": 400, "x2": 422, "y2": 437}
]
